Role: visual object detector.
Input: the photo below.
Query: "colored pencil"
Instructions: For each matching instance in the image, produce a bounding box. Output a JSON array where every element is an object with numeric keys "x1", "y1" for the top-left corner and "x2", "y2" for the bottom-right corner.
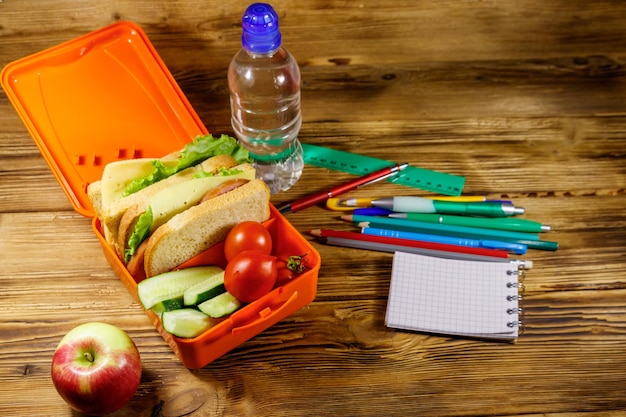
[
  {"x1": 308, "y1": 229, "x2": 511, "y2": 262},
  {"x1": 361, "y1": 226, "x2": 528, "y2": 255},
  {"x1": 341, "y1": 214, "x2": 559, "y2": 251}
]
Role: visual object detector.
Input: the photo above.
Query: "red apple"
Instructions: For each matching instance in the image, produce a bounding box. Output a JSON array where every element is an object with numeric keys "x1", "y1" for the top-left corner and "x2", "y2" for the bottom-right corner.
[{"x1": 51, "y1": 322, "x2": 142, "y2": 415}]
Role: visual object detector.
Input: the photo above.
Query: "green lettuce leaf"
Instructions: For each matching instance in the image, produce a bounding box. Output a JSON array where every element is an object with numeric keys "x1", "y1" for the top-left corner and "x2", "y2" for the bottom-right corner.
[
  {"x1": 122, "y1": 134, "x2": 250, "y2": 196},
  {"x1": 124, "y1": 206, "x2": 153, "y2": 263},
  {"x1": 122, "y1": 160, "x2": 175, "y2": 197},
  {"x1": 230, "y1": 142, "x2": 251, "y2": 164},
  {"x1": 193, "y1": 167, "x2": 244, "y2": 179}
]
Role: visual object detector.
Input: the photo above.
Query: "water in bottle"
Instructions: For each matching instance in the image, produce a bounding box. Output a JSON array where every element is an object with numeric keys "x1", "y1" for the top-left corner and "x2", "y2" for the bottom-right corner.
[{"x1": 228, "y1": 3, "x2": 303, "y2": 194}]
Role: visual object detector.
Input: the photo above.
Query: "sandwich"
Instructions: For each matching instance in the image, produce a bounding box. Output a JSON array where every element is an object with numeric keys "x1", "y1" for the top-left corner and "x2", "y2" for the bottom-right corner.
[{"x1": 87, "y1": 134, "x2": 271, "y2": 279}]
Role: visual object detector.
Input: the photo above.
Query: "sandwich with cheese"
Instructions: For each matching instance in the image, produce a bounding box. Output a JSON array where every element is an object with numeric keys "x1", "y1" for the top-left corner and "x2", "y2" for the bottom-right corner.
[{"x1": 87, "y1": 134, "x2": 271, "y2": 280}]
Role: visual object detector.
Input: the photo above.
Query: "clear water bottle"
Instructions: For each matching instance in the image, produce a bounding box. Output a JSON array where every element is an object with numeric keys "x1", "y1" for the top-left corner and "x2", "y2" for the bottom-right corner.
[{"x1": 228, "y1": 3, "x2": 303, "y2": 194}]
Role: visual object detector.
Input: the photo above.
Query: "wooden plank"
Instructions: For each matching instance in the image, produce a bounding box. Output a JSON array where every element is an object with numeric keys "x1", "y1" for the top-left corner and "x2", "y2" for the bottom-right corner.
[
  {"x1": 1, "y1": 1, "x2": 626, "y2": 416},
  {"x1": 2, "y1": 1, "x2": 626, "y2": 67}
]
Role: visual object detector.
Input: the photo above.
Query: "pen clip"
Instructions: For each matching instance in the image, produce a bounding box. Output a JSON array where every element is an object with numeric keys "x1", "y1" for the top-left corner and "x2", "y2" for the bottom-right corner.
[
  {"x1": 362, "y1": 162, "x2": 408, "y2": 186},
  {"x1": 326, "y1": 198, "x2": 363, "y2": 211},
  {"x1": 326, "y1": 196, "x2": 379, "y2": 211},
  {"x1": 358, "y1": 170, "x2": 398, "y2": 187}
]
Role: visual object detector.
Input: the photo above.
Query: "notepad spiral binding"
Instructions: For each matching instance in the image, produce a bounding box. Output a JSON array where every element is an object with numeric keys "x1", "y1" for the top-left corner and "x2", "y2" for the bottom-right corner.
[{"x1": 506, "y1": 267, "x2": 526, "y2": 333}]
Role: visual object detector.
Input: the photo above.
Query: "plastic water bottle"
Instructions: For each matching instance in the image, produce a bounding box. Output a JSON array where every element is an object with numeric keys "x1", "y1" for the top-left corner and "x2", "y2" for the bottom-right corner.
[{"x1": 228, "y1": 3, "x2": 304, "y2": 194}]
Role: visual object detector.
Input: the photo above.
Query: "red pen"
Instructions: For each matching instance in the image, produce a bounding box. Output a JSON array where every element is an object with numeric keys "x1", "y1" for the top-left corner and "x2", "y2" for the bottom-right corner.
[{"x1": 278, "y1": 163, "x2": 409, "y2": 214}]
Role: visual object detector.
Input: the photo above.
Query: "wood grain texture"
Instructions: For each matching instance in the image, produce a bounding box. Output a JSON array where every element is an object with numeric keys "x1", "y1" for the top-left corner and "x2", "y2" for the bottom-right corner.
[{"x1": 1, "y1": 1, "x2": 626, "y2": 416}]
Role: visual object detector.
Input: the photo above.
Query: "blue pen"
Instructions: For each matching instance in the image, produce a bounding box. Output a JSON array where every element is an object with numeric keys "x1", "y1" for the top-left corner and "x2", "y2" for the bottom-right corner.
[
  {"x1": 486, "y1": 200, "x2": 513, "y2": 204},
  {"x1": 354, "y1": 207, "x2": 394, "y2": 216},
  {"x1": 361, "y1": 227, "x2": 528, "y2": 254}
]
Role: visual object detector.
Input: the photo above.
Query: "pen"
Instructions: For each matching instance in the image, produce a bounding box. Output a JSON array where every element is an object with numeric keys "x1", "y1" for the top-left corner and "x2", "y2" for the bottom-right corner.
[
  {"x1": 326, "y1": 197, "x2": 371, "y2": 211},
  {"x1": 335, "y1": 195, "x2": 490, "y2": 208},
  {"x1": 389, "y1": 212, "x2": 551, "y2": 233},
  {"x1": 361, "y1": 227, "x2": 528, "y2": 254},
  {"x1": 278, "y1": 163, "x2": 409, "y2": 214},
  {"x1": 308, "y1": 229, "x2": 511, "y2": 262},
  {"x1": 341, "y1": 214, "x2": 559, "y2": 251},
  {"x1": 372, "y1": 196, "x2": 525, "y2": 217},
  {"x1": 354, "y1": 207, "x2": 394, "y2": 216},
  {"x1": 326, "y1": 199, "x2": 394, "y2": 214}
]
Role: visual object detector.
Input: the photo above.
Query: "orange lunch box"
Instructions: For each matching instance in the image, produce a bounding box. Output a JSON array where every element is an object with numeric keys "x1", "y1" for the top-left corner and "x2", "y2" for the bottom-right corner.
[{"x1": 1, "y1": 21, "x2": 320, "y2": 369}]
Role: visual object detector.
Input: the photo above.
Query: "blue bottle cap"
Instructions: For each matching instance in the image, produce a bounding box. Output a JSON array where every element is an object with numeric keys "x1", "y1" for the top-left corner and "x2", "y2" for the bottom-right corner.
[{"x1": 241, "y1": 3, "x2": 282, "y2": 53}]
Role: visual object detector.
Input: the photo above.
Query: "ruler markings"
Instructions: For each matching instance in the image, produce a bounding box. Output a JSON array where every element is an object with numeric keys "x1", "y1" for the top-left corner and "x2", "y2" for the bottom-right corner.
[{"x1": 302, "y1": 143, "x2": 465, "y2": 196}]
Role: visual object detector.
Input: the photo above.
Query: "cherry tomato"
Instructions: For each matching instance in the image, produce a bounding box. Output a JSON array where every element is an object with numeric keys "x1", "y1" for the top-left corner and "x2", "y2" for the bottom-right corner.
[
  {"x1": 275, "y1": 263, "x2": 297, "y2": 287},
  {"x1": 224, "y1": 251, "x2": 277, "y2": 303},
  {"x1": 274, "y1": 252, "x2": 311, "y2": 287},
  {"x1": 224, "y1": 221, "x2": 273, "y2": 262}
]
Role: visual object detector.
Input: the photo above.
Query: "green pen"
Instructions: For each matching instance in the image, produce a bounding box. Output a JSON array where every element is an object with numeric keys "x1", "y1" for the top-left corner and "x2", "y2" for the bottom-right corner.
[
  {"x1": 372, "y1": 196, "x2": 525, "y2": 217},
  {"x1": 389, "y1": 212, "x2": 551, "y2": 233},
  {"x1": 504, "y1": 238, "x2": 559, "y2": 251}
]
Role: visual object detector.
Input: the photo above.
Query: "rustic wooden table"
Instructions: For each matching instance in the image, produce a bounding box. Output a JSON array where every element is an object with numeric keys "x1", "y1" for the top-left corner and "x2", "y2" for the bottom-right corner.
[{"x1": 1, "y1": 1, "x2": 626, "y2": 416}]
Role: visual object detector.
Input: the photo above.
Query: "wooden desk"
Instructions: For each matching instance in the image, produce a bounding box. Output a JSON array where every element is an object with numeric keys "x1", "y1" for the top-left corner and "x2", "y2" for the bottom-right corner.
[{"x1": 1, "y1": 1, "x2": 625, "y2": 416}]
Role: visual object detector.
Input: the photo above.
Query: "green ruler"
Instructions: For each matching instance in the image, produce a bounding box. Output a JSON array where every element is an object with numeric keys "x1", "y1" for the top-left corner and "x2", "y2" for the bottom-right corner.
[{"x1": 302, "y1": 143, "x2": 465, "y2": 196}]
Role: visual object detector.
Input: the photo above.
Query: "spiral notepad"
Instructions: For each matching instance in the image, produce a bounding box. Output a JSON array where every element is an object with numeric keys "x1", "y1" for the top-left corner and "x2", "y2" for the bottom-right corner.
[{"x1": 385, "y1": 252, "x2": 524, "y2": 341}]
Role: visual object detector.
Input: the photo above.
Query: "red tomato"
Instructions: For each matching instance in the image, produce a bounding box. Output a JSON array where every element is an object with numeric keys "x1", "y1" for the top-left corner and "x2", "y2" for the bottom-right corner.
[
  {"x1": 224, "y1": 251, "x2": 277, "y2": 303},
  {"x1": 274, "y1": 252, "x2": 311, "y2": 287},
  {"x1": 224, "y1": 221, "x2": 272, "y2": 261},
  {"x1": 275, "y1": 263, "x2": 297, "y2": 287},
  {"x1": 224, "y1": 221, "x2": 273, "y2": 262}
]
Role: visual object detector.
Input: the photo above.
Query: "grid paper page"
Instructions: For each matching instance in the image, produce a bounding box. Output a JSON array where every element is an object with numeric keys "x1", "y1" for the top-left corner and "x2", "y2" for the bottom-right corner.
[{"x1": 385, "y1": 252, "x2": 520, "y2": 340}]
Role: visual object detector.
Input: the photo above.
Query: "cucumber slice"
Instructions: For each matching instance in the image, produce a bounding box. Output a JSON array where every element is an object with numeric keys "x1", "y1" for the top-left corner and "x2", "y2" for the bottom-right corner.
[
  {"x1": 198, "y1": 292, "x2": 243, "y2": 318},
  {"x1": 137, "y1": 266, "x2": 223, "y2": 310},
  {"x1": 150, "y1": 297, "x2": 185, "y2": 316},
  {"x1": 161, "y1": 308, "x2": 214, "y2": 338},
  {"x1": 183, "y1": 270, "x2": 226, "y2": 306}
]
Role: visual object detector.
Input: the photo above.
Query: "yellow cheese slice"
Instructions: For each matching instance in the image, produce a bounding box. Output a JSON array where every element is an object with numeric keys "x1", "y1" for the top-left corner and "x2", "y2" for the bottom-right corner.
[
  {"x1": 148, "y1": 169, "x2": 256, "y2": 232},
  {"x1": 100, "y1": 159, "x2": 158, "y2": 206}
]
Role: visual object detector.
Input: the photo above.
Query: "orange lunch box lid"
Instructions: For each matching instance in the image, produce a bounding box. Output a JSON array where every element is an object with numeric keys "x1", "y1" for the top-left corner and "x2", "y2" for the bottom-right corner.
[{"x1": 1, "y1": 21, "x2": 207, "y2": 217}]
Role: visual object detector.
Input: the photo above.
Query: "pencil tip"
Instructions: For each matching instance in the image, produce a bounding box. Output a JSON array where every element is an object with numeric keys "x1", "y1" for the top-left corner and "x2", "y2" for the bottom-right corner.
[
  {"x1": 340, "y1": 214, "x2": 353, "y2": 221},
  {"x1": 308, "y1": 229, "x2": 322, "y2": 237}
]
